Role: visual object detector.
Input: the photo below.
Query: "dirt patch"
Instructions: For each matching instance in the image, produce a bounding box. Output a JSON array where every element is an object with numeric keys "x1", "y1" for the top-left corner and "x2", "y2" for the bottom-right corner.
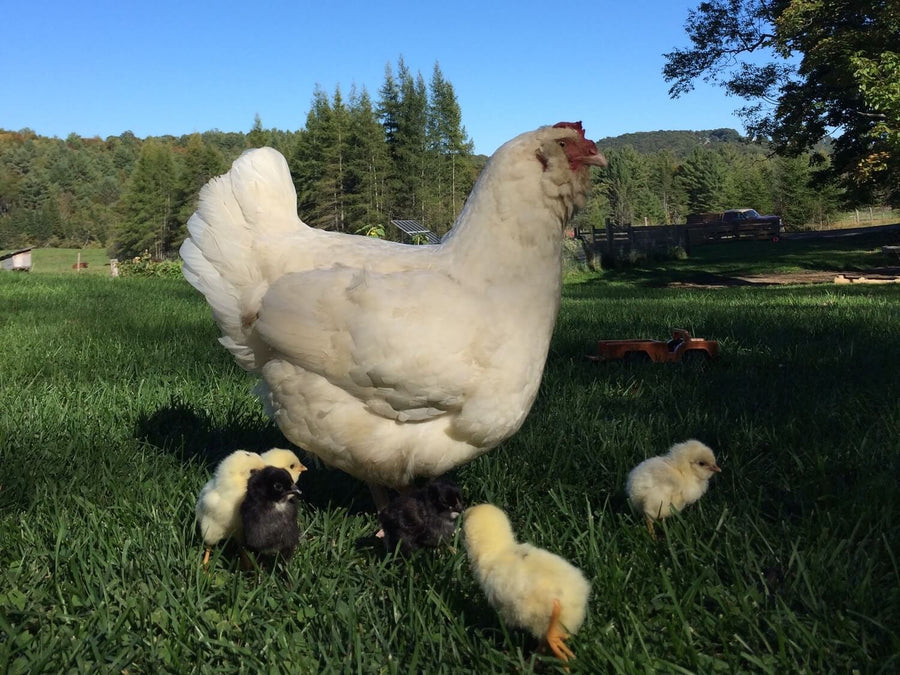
[{"x1": 670, "y1": 267, "x2": 900, "y2": 289}]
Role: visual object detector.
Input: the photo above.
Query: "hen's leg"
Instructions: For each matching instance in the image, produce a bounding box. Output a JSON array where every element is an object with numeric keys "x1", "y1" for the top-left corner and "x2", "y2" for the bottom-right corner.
[
  {"x1": 240, "y1": 548, "x2": 255, "y2": 571},
  {"x1": 368, "y1": 483, "x2": 392, "y2": 512},
  {"x1": 545, "y1": 598, "x2": 575, "y2": 662},
  {"x1": 369, "y1": 483, "x2": 414, "y2": 511}
]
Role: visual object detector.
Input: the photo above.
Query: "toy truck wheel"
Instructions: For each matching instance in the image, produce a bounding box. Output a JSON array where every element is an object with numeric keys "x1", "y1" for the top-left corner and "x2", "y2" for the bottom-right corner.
[{"x1": 682, "y1": 349, "x2": 710, "y2": 365}]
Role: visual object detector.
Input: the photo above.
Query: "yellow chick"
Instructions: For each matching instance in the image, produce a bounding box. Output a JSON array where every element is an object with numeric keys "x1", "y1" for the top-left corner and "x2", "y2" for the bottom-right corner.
[
  {"x1": 195, "y1": 450, "x2": 267, "y2": 566},
  {"x1": 626, "y1": 439, "x2": 721, "y2": 535},
  {"x1": 463, "y1": 504, "x2": 591, "y2": 663},
  {"x1": 260, "y1": 447, "x2": 308, "y2": 483}
]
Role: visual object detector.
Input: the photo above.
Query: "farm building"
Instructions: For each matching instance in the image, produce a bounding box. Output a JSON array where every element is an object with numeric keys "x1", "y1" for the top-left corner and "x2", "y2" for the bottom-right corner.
[{"x1": 0, "y1": 248, "x2": 32, "y2": 271}]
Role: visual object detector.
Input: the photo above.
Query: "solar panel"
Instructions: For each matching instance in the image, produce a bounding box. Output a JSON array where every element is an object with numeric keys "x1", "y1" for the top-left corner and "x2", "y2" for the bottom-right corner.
[{"x1": 390, "y1": 220, "x2": 442, "y2": 244}]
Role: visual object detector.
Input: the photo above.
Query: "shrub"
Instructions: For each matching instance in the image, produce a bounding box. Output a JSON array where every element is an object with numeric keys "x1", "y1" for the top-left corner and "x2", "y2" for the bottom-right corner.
[{"x1": 117, "y1": 251, "x2": 183, "y2": 279}]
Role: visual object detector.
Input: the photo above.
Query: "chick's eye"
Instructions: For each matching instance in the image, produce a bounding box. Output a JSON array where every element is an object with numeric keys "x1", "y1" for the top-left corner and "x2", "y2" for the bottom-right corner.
[{"x1": 698, "y1": 461, "x2": 707, "y2": 467}]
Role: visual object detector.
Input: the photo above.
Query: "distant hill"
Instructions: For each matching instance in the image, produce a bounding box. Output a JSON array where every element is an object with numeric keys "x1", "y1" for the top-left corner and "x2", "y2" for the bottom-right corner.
[{"x1": 596, "y1": 128, "x2": 755, "y2": 157}]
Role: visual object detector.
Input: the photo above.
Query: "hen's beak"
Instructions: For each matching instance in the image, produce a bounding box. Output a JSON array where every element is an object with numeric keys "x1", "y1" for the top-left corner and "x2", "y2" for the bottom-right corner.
[
  {"x1": 580, "y1": 138, "x2": 608, "y2": 167},
  {"x1": 582, "y1": 148, "x2": 609, "y2": 167}
]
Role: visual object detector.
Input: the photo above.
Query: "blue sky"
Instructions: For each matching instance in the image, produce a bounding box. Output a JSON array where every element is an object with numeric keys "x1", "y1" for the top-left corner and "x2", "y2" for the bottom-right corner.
[{"x1": 3, "y1": 0, "x2": 747, "y2": 155}]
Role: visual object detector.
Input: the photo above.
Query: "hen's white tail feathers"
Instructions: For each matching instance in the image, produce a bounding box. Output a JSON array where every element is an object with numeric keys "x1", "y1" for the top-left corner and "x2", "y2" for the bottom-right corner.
[{"x1": 180, "y1": 147, "x2": 306, "y2": 372}]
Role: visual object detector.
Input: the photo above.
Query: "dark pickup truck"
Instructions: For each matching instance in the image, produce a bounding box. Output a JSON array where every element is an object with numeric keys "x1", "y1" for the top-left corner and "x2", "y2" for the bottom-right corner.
[
  {"x1": 683, "y1": 208, "x2": 782, "y2": 246},
  {"x1": 687, "y1": 209, "x2": 782, "y2": 228}
]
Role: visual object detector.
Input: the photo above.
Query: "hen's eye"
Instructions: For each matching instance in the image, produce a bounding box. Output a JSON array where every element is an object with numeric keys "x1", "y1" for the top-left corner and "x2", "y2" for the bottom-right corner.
[{"x1": 558, "y1": 140, "x2": 567, "y2": 148}]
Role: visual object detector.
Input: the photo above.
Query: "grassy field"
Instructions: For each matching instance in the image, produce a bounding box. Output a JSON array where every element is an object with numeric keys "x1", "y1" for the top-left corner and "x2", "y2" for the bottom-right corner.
[
  {"x1": 0, "y1": 248, "x2": 112, "y2": 275},
  {"x1": 599, "y1": 226, "x2": 900, "y2": 285},
  {"x1": 1, "y1": 239, "x2": 899, "y2": 673},
  {"x1": 820, "y1": 207, "x2": 895, "y2": 230}
]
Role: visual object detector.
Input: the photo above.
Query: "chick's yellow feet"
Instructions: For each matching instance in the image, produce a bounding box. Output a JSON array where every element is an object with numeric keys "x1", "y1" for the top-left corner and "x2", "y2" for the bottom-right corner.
[
  {"x1": 645, "y1": 515, "x2": 658, "y2": 541},
  {"x1": 202, "y1": 548, "x2": 212, "y2": 568},
  {"x1": 545, "y1": 598, "x2": 575, "y2": 662}
]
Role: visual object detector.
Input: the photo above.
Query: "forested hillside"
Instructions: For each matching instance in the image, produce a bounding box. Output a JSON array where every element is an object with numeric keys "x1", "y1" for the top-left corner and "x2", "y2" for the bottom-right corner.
[
  {"x1": 596, "y1": 128, "x2": 747, "y2": 156},
  {"x1": 0, "y1": 58, "x2": 856, "y2": 257},
  {"x1": 578, "y1": 130, "x2": 841, "y2": 229},
  {"x1": 0, "y1": 59, "x2": 477, "y2": 257}
]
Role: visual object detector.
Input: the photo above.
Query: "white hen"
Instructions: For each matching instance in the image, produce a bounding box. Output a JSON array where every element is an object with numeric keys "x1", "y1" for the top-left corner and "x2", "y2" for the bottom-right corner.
[{"x1": 180, "y1": 122, "x2": 606, "y2": 501}]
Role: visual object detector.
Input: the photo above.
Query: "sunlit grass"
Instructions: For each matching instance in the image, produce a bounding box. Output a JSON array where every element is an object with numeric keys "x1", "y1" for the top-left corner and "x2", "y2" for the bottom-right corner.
[
  {"x1": 597, "y1": 228, "x2": 900, "y2": 285},
  {"x1": 1, "y1": 268, "x2": 898, "y2": 672},
  {"x1": 0, "y1": 248, "x2": 113, "y2": 275}
]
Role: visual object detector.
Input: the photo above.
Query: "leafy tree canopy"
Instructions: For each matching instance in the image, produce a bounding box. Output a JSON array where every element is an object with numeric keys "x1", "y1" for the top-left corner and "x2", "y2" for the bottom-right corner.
[{"x1": 664, "y1": 0, "x2": 900, "y2": 205}]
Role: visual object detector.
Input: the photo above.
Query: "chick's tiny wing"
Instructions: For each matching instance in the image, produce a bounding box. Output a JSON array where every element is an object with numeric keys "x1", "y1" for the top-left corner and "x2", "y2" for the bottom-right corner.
[{"x1": 255, "y1": 266, "x2": 503, "y2": 421}]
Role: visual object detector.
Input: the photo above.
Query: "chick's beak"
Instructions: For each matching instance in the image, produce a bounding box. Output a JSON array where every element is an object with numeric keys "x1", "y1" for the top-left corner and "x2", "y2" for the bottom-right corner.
[{"x1": 711, "y1": 463, "x2": 722, "y2": 473}]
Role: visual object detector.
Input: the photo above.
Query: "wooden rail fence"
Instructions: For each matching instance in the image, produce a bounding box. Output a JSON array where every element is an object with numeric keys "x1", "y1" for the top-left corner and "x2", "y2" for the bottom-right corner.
[{"x1": 573, "y1": 220, "x2": 781, "y2": 258}]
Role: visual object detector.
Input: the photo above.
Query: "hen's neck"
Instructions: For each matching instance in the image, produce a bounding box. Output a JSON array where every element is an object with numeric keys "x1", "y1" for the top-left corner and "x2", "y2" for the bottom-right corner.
[{"x1": 442, "y1": 162, "x2": 567, "y2": 292}]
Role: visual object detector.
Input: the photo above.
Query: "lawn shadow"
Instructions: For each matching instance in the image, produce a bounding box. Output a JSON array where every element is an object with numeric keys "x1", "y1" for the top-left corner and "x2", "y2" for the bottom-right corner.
[
  {"x1": 594, "y1": 268, "x2": 758, "y2": 288},
  {"x1": 135, "y1": 395, "x2": 378, "y2": 514},
  {"x1": 135, "y1": 396, "x2": 283, "y2": 465}
]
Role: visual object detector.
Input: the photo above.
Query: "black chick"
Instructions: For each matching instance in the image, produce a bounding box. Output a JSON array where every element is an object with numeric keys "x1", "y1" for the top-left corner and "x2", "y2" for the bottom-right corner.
[
  {"x1": 378, "y1": 478, "x2": 464, "y2": 555},
  {"x1": 240, "y1": 466, "x2": 301, "y2": 561}
]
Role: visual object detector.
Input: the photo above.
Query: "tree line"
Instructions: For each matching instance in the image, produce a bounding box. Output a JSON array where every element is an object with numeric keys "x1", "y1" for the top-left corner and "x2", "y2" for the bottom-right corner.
[
  {"x1": 0, "y1": 58, "x2": 479, "y2": 258},
  {"x1": 580, "y1": 132, "x2": 842, "y2": 229},
  {"x1": 0, "y1": 53, "x2": 889, "y2": 258},
  {"x1": 664, "y1": 0, "x2": 898, "y2": 207}
]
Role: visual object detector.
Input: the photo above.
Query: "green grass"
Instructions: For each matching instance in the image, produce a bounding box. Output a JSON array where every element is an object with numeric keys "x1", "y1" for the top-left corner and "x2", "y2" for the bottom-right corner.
[
  {"x1": 0, "y1": 248, "x2": 112, "y2": 275},
  {"x1": 1, "y1": 260, "x2": 899, "y2": 673},
  {"x1": 598, "y1": 228, "x2": 900, "y2": 286}
]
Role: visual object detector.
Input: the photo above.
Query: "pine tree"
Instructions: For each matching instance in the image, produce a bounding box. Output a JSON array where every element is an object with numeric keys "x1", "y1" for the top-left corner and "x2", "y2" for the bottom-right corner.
[
  {"x1": 291, "y1": 86, "x2": 351, "y2": 231},
  {"x1": 647, "y1": 150, "x2": 685, "y2": 224},
  {"x1": 172, "y1": 133, "x2": 226, "y2": 246},
  {"x1": 601, "y1": 147, "x2": 662, "y2": 226},
  {"x1": 394, "y1": 58, "x2": 428, "y2": 222},
  {"x1": 345, "y1": 85, "x2": 389, "y2": 233},
  {"x1": 678, "y1": 148, "x2": 729, "y2": 214},
  {"x1": 772, "y1": 154, "x2": 839, "y2": 229},
  {"x1": 247, "y1": 113, "x2": 271, "y2": 148},
  {"x1": 426, "y1": 62, "x2": 475, "y2": 234},
  {"x1": 114, "y1": 140, "x2": 176, "y2": 258}
]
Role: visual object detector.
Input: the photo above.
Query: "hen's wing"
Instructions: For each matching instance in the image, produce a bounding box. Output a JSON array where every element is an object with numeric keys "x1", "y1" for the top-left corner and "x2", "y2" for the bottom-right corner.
[{"x1": 255, "y1": 265, "x2": 504, "y2": 423}]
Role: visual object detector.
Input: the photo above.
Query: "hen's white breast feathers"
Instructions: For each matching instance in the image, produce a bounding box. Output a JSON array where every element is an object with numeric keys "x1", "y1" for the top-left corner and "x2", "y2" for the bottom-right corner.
[{"x1": 256, "y1": 265, "x2": 502, "y2": 422}]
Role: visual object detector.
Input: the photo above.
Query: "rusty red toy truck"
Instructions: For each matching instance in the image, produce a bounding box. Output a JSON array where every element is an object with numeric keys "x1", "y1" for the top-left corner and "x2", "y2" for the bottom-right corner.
[{"x1": 588, "y1": 329, "x2": 719, "y2": 364}]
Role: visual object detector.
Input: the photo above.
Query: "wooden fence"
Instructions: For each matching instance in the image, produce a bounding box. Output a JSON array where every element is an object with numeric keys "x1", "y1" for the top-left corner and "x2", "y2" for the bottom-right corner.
[{"x1": 573, "y1": 220, "x2": 781, "y2": 258}]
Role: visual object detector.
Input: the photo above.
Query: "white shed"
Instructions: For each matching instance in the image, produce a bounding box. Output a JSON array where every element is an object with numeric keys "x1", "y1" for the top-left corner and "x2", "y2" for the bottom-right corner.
[{"x1": 0, "y1": 248, "x2": 32, "y2": 271}]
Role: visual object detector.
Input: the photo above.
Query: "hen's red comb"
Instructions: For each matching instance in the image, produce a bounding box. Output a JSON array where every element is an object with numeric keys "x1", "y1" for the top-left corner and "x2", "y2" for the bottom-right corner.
[{"x1": 553, "y1": 121, "x2": 585, "y2": 138}]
